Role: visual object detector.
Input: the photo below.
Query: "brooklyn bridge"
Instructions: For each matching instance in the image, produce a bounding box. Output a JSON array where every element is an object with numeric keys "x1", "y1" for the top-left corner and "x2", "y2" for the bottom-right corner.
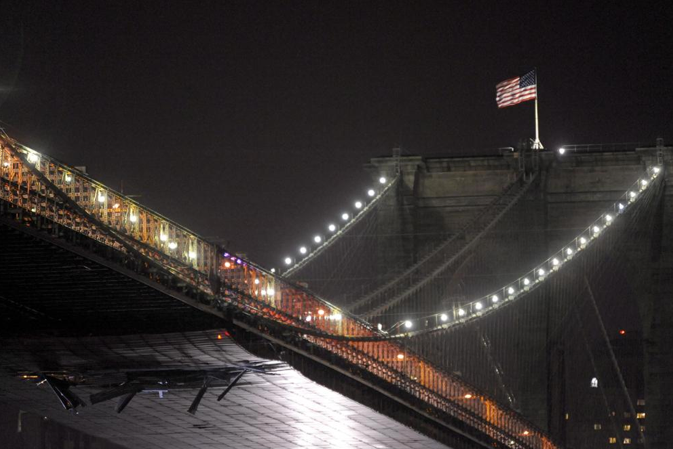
[{"x1": 0, "y1": 133, "x2": 670, "y2": 449}]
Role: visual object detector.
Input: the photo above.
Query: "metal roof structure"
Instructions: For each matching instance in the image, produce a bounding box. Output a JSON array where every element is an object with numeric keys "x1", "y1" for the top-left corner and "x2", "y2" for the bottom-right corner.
[{"x1": 0, "y1": 329, "x2": 450, "y2": 449}]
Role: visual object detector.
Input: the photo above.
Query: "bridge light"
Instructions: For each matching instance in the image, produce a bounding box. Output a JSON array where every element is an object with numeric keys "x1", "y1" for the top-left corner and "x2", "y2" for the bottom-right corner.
[
  {"x1": 640, "y1": 179, "x2": 648, "y2": 188},
  {"x1": 507, "y1": 287, "x2": 515, "y2": 295},
  {"x1": 188, "y1": 251, "x2": 197, "y2": 259},
  {"x1": 379, "y1": 176, "x2": 387, "y2": 184},
  {"x1": 605, "y1": 214, "x2": 613, "y2": 223},
  {"x1": 629, "y1": 191, "x2": 637, "y2": 200},
  {"x1": 464, "y1": 393, "x2": 473, "y2": 399},
  {"x1": 522, "y1": 430, "x2": 530, "y2": 436},
  {"x1": 440, "y1": 313, "x2": 448, "y2": 322},
  {"x1": 397, "y1": 353, "x2": 405, "y2": 360},
  {"x1": 284, "y1": 257, "x2": 293, "y2": 265},
  {"x1": 558, "y1": 147, "x2": 566, "y2": 155},
  {"x1": 112, "y1": 203, "x2": 120, "y2": 209},
  {"x1": 592, "y1": 225, "x2": 601, "y2": 235},
  {"x1": 341, "y1": 213, "x2": 349, "y2": 221},
  {"x1": 270, "y1": 268, "x2": 276, "y2": 273},
  {"x1": 328, "y1": 223, "x2": 337, "y2": 232},
  {"x1": 367, "y1": 189, "x2": 376, "y2": 197},
  {"x1": 404, "y1": 320, "x2": 413, "y2": 329},
  {"x1": 299, "y1": 246, "x2": 307, "y2": 255},
  {"x1": 160, "y1": 234, "x2": 168, "y2": 242},
  {"x1": 266, "y1": 288, "x2": 275, "y2": 296},
  {"x1": 552, "y1": 258, "x2": 560, "y2": 267},
  {"x1": 98, "y1": 193, "x2": 106, "y2": 203},
  {"x1": 653, "y1": 167, "x2": 660, "y2": 174},
  {"x1": 129, "y1": 214, "x2": 137, "y2": 223},
  {"x1": 565, "y1": 248, "x2": 573, "y2": 256},
  {"x1": 618, "y1": 203, "x2": 625, "y2": 211},
  {"x1": 313, "y1": 235, "x2": 322, "y2": 244},
  {"x1": 377, "y1": 323, "x2": 383, "y2": 331},
  {"x1": 579, "y1": 237, "x2": 587, "y2": 246},
  {"x1": 168, "y1": 241, "x2": 178, "y2": 250},
  {"x1": 306, "y1": 315, "x2": 312, "y2": 322},
  {"x1": 458, "y1": 308, "x2": 466, "y2": 317},
  {"x1": 475, "y1": 302, "x2": 483, "y2": 310},
  {"x1": 27, "y1": 153, "x2": 39, "y2": 163},
  {"x1": 2, "y1": 161, "x2": 9, "y2": 167},
  {"x1": 64, "y1": 173, "x2": 72, "y2": 182},
  {"x1": 491, "y1": 295, "x2": 499, "y2": 303},
  {"x1": 317, "y1": 309, "x2": 325, "y2": 316},
  {"x1": 523, "y1": 278, "x2": 531, "y2": 286},
  {"x1": 254, "y1": 278, "x2": 260, "y2": 285},
  {"x1": 332, "y1": 313, "x2": 342, "y2": 320},
  {"x1": 224, "y1": 261, "x2": 231, "y2": 268},
  {"x1": 538, "y1": 268, "x2": 545, "y2": 277},
  {"x1": 354, "y1": 201, "x2": 363, "y2": 209}
]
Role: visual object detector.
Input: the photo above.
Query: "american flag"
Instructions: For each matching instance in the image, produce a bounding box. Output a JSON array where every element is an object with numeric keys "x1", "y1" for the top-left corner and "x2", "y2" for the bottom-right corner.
[{"x1": 496, "y1": 70, "x2": 537, "y2": 108}]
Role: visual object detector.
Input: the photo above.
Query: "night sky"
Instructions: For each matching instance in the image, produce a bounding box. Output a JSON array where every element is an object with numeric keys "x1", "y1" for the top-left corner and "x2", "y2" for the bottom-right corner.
[{"x1": 0, "y1": 1, "x2": 671, "y2": 267}]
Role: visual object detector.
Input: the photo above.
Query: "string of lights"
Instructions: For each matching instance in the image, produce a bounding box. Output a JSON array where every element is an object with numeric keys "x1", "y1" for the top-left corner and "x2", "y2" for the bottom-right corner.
[
  {"x1": 379, "y1": 164, "x2": 663, "y2": 338},
  {"x1": 281, "y1": 175, "x2": 398, "y2": 274}
]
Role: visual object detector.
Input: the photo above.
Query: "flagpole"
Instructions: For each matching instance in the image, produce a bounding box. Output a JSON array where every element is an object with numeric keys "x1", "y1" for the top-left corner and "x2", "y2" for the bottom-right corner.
[
  {"x1": 533, "y1": 69, "x2": 543, "y2": 149},
  {"x1": 534, "y1": 97, "x2": 541, "y2": 148}
]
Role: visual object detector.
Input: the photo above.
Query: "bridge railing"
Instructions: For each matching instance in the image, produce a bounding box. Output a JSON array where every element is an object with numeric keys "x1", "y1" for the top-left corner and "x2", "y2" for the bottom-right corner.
[
  {"x1": 220, "y1": 252, "x2": 556, "y2": 449},
  {"x1": 0, "y1": 135, "x2": 217, "y2": 291}
]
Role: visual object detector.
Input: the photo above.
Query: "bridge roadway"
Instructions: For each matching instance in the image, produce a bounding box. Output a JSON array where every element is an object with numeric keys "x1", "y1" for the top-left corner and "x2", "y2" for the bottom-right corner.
[{"x1": 0, "y1": 134, "x2": 555, "y2": 448}]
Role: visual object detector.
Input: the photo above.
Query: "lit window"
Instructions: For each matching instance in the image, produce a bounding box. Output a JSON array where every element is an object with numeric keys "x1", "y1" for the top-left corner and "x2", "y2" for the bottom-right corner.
[
  {"x1": 609, "y1": 437, "x2": 617, "y2": 444},
  {"x1": 623, "y1": 438, "x2": 631, "y2": 444},
  {"x1": 636, "y1": 413, "x2": 645, "y2": 419},
  {"x1": 594, "y1": 423, "x2": 602, "y2": 430},
  {"x1": 565, "y1": 413, "x2": 569, "y2": 420},
  {"x1": 637, "y1": 399, "x2": 645, "y2": 406},
  {"x1": 591, "y1": 377, "x2": 598, "y2": 388},
  {"x1": 623, "y1": 424, "x2": 631, "y2": 431}
]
